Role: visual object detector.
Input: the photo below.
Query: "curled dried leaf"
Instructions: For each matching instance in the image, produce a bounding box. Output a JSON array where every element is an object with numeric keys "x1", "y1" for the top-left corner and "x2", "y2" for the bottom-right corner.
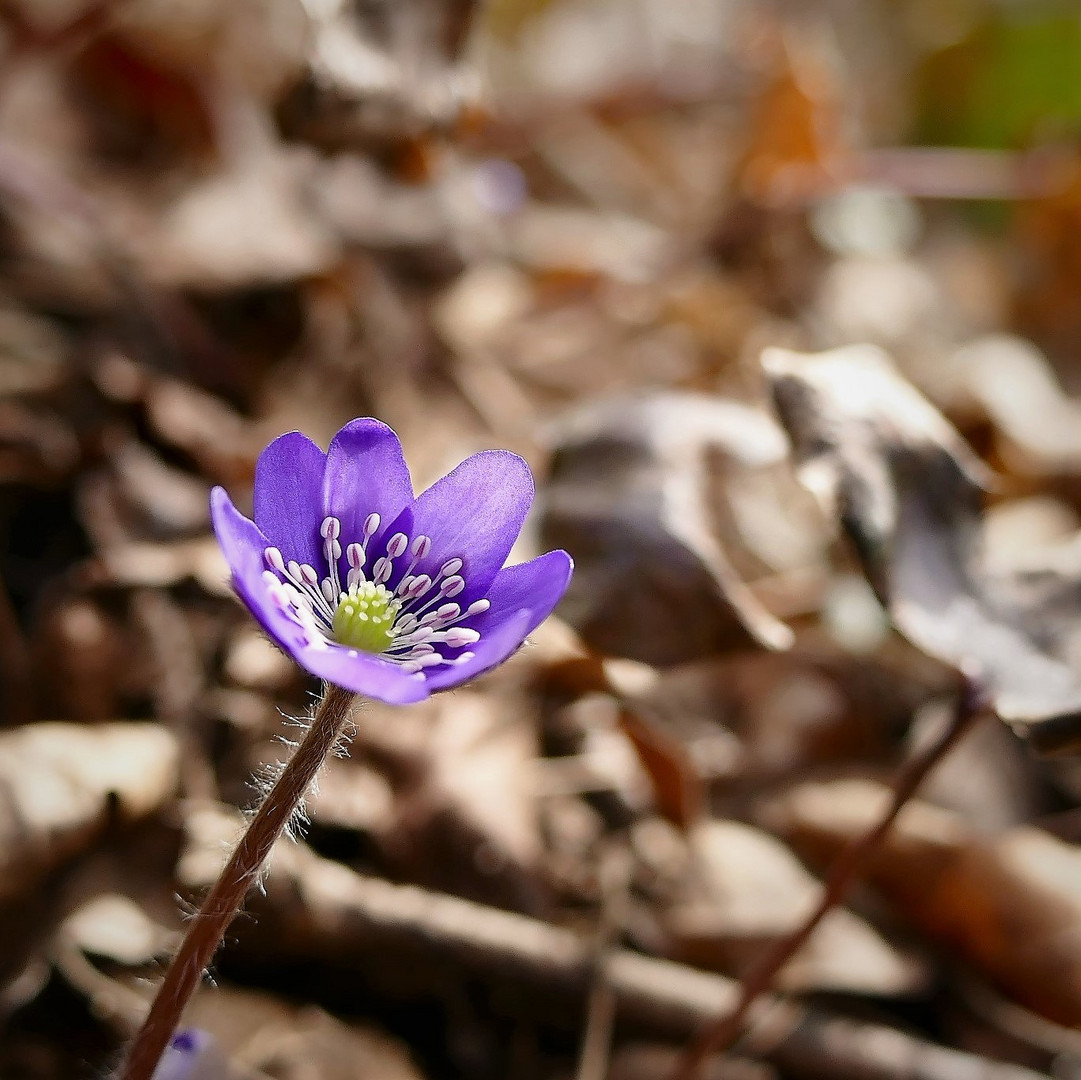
[
  {"x1": 766, "y1": 344, "x2": 1081, "y2": 753},
  {"x1": 540, "y1": 392, "x2": 794, "y2": 666}
]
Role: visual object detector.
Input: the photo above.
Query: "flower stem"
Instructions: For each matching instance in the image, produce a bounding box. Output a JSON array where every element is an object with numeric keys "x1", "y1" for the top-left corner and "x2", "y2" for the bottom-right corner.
[{"x1": 118, "y1": 682, "x2": 355, "y2": 1080}]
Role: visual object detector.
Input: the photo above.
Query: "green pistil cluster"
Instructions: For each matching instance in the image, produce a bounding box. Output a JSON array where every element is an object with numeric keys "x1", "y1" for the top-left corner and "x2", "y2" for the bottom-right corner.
[{"x1": 332, "y1": 581, "x2": 402, "y2": 654}]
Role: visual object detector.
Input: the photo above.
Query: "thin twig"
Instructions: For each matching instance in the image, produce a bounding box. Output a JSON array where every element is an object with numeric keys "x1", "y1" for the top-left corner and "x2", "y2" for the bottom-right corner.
[
  {"x1": 0, "y1": 570, "x2": 32, "y2": 727},
  {"x1": 117, "y1": 681, "x2": 356, "y2": 1080},
  {"x1": 575, "y1": 843, "x2": 631, "y2": 1080},
  {"x1": 669, "y1": 672, "x2": 990, "y2": 1080}
]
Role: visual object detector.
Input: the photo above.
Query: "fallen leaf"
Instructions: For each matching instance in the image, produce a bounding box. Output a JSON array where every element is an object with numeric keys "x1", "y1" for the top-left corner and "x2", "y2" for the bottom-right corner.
[
  {"x1": 540, "y1": 391, "x2": 794, "y2": 666},
  {"x1": 664, "y1": 819, "x2": 923, "y2": 997},
  {"x1": 763, "y1": 777, "x2": 1081, "y2": 1027},
  {"x1": 0, "y1": 722, "x2": 180, "y2": 904},
  {"x1": 766, "y1": 343, "x2": 1081, "y2": 753}
]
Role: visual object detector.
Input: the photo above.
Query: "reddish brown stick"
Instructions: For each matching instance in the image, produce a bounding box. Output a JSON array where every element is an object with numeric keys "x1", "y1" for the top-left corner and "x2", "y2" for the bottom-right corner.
[
  {"x1": 118, "y1": 682, "x2": 355, "y2": 1080},
  {"x1": 670, "y1": 673, "x2": 989, "y2": 1080}
]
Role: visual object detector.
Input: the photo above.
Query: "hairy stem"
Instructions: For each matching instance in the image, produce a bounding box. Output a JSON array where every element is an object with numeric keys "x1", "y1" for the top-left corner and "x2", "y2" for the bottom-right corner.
[
  {"x1": 118, "y1": 682, "x2": 355, "y2": 1080},
  {"x1": 670, "y1": 672, "x2": 989, "y2": 1080}
]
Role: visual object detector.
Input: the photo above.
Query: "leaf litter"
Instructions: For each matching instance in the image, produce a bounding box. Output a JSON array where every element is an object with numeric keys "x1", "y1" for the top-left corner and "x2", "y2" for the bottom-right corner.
[{"x1": 2, "y1": 1, "x2": 1081, "y2": 1078}]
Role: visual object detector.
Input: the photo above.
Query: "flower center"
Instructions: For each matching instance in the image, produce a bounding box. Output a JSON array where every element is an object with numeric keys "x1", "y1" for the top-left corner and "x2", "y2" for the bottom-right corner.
[
  {"x1": 332, "y1": 582, "x2": 401, "y2": 653},
  {"x1": 261, "y1": 513, "x2": 490, "y2": 679}
]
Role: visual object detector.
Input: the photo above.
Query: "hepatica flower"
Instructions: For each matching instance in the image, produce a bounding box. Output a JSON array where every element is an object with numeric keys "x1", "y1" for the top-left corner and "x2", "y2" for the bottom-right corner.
[{"x1": 211, "y1": 419, "x2": 572, "y2": 703}]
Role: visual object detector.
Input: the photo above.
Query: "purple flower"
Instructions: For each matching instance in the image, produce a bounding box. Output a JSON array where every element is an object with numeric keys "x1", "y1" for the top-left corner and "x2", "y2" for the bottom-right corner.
[
  {"x1": 152, "y1": 1029, "x2": 228, "y2": 1080},
  {"x1": 211, "y1": 419, "x2": 572, "y2": 704}
]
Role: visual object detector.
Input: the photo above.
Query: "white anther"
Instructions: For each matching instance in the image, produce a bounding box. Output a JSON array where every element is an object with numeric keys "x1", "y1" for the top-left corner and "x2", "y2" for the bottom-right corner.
[
  {"x1": 411, "y1": 535, "x2": 432, "y2": 558},
  {"x1": 408, "y1": 574, "x2": 431, "y2": 597},
  {"x1": 264, "y1": 547, "x2": 285, "y2": 572},
  {"x1": 440, "y1": 558, "x2": 463, "y2": 578},
  {"x1": 269, "y1": 588, "x2": 292, "y2": 614},
  {"x1": 287, "y1": 560, "x2": 303, "y2": 581},
  {"x1": 394, "y1": 614, "x2": 419, "y2": 635},
  {"x1": 396, "y1": 574, "x2": 414, "y2": 596},
  {"x1": 363, "y1": 512, "x2": 380, "y2": 537},
  {"x1": 324, "y1": 537, "x2": 342, "y2": 561},
  {"x1": 387, "y1": 532, "x2": 408, "y2": 558},
  {"x1": 321, "y1": 579, "x2": 336, "y2": 604},
  {"x1": 372, "y1": 557, "x2": 391, "y2": 585},
  {"x1": 421, "y1": 603, "x2": 460, "y2": 626},
  {"x1": 321, "y1": 516, "x2": 341, "y2": 540},
  {"x1": 346, "y1": 543, "x2": 365, "y2": 569},
  {"x1": 454, "y1": 651, "x2": 476, "y2": 665},
  {"x1": 300, "y1": 564, "x2": 319, "y2": 587},
  {"x1": 465, "y1": 599, "x2": 490, "y2": 618},
  {"x1": 440, "y1": 575, "x2": 465, "y2": 598},
  {"x1": 444, "y1": 627, "x2": 481, "y2": 648},
  {"x1": 412, "y1": 653, "x2": 446, "y2": 669}
]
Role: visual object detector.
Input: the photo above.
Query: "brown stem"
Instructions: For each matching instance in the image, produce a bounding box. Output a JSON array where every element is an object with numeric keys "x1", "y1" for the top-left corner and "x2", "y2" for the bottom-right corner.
[
  {"x1": 670, "y1": 672, "x2": 989, "y2": 1080},
  {"x1": 118, "y1": 682, "x2": 355, "y2": 1080}
]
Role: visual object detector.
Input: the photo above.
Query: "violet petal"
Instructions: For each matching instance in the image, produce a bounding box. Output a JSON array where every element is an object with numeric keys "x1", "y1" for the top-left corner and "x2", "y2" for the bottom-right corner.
[
  {"x1": 297, "y1": 642, "x2": 431, "y2": 703},
  {"x1": 253, "y1": 431, "x2": 327, "y2": 568},
  {"x1": 390, "y1": 449, "x2": 534, "y2": 595},
  {"x1": 213, "y1": 488, "x2": 433, "y2": 704},
  {"x1": 212, "y1": 487, "x2": 315, "y2": 658},
  {"x1": 422, "y1": 549, "x2": 573, "y2": 691},
  {"x1": 323, "y1": 419, "x2": 414, "y2": 554}
]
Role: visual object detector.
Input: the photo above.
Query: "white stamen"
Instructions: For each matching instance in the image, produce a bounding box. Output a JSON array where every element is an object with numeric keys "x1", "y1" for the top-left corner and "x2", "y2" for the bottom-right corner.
[
  {"x1": 440, "y1": 575, "x2": 465, "y2": 598},
  {"x1": 406, "y1": 574, "x2": 431, "y2": 598},
  {"x1": 260, "y1": 513, "x2": 486, "y2": 679}
]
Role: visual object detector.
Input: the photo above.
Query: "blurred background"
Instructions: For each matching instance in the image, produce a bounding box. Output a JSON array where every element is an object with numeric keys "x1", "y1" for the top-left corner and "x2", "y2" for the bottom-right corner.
[{"x1": 6, "y1": 0, "x2": 1081, "y2": 1077}]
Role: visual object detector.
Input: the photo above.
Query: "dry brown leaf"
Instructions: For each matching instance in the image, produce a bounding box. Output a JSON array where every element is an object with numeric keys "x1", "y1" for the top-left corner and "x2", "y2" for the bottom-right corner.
[
  {"x1": 609, "y1": 1044, "x2": 775, "y2": 1080},
  {"x1": 0, "y1": 722, "x2": 179, "y2": 904},
  {"x1": 943, "y1": 334, "x2": 1081, "y2": 479},
  {"x1": 540, "y1": 391, "x2": 794, "y2": 666},
  {"x1": 618, "y1": 705, "x2": 704, "y2": 830},
  {"x1": 763, "y1": 777, "x2": 1081, "y2": 1028},
  {"x1": 344, "y1": 692, "x2": 547, "y2": 913},
  {"x1": 183, "y1": 987, "x2": 425, "y2": 1080},
  {"x1": 278, "y1": 0, "x2": 480, "y2": 149},
  {"x1": 766, "y1": 344, "x2": 1081, "y2": 753},
  {"x1": 664, "y1": 819, "x2": 923, "y2": 998}
]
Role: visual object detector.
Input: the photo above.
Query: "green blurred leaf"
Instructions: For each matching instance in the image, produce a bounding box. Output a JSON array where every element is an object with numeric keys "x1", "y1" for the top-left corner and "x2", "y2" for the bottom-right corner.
[{"x1": 918, "y1": 7, "x2": 1081, "y2": 148}]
